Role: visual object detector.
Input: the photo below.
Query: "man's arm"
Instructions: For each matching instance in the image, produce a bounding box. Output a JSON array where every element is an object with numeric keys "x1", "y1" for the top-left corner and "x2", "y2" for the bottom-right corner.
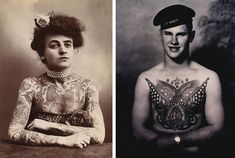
[
  {"x1": 179, "y1": 71, "x2": 224, "y2": 145},
  {"x1": 132, "y1": 73, "x2": 158, "y2": 141}
]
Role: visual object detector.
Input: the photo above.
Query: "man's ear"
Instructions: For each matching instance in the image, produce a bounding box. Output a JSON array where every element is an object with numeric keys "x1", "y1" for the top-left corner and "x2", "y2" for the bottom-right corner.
[
  {"x1": 159, "y1": 29, "x2": 163, "y2": 39},
  {"x1": 189, "y1": 30, "x2": 195, "y2": 42}
]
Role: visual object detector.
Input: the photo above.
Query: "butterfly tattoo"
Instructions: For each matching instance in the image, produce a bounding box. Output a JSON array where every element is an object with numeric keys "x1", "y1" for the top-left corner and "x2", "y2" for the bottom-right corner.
[{"x1": 145, "y1": 77, "x2": 209, "y2": 130}]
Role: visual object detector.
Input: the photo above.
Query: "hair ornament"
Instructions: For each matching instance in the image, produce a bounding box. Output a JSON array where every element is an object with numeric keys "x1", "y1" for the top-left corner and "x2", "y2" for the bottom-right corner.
[
  {"x1": 48, "y1": 11, "x2": 55, "y2": 18},
  {"x1": 34, "y1": 13, "x2": 51, "y2": 28}
]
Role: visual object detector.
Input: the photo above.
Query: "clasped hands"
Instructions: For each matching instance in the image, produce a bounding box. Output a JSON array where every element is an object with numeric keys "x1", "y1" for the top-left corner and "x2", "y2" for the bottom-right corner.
[{"x1": 27, "y1": 118, "x2": 91, "y2": 148}]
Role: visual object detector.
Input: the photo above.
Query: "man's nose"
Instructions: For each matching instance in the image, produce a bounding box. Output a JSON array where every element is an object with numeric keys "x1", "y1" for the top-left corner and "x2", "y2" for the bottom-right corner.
[{"x1": 171, "y1": 35, "x2": 179, "y2": 45}]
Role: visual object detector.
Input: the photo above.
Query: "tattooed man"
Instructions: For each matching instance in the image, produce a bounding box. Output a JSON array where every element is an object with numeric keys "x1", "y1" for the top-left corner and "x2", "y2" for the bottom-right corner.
[
  {"x1": 132, "y1": 4, "x2": 224, "y2": 156},
  {"x1": 8, "y1": 12, "x2": 105, "y2": 148}
]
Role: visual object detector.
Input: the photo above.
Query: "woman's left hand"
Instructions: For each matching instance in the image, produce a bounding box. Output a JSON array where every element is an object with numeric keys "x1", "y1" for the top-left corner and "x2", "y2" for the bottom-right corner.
[{"x1": 57, "y1": 132, "x2": 91, "y2": 148}]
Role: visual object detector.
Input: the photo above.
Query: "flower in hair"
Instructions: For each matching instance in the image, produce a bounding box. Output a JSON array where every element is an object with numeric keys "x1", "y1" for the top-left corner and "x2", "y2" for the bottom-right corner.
[{"x1": 34, "y1": 14, "x2": 50, "y2": 28}]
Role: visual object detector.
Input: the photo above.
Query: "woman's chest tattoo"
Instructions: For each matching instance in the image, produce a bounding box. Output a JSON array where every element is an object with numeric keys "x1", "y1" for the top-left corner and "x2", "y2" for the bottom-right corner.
[
  {"x1": 145, "y1": 77, "x2": 209, "y2": 130},
  {"x1": 33, "y1": 82, "x2": 86, "y2": 113}
]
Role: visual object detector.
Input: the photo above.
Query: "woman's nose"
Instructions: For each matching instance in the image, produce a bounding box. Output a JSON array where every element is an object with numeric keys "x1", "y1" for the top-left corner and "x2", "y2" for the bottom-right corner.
[{"x1": 59, "y1": 46, "x2": 67, "y2": 55}]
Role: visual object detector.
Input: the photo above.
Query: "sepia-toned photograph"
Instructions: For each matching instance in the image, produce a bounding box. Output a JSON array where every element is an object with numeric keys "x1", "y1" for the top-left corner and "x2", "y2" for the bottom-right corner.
[
  {"x1": 116, "y1": 0, "x2": 235, "y2": 157},
  {"x1": 0, "y1": 0, "x2": 112, "y2": 157}
]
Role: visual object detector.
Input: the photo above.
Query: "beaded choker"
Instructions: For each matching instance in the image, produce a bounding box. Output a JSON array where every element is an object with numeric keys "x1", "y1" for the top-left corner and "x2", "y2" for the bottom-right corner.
[{"x1": 47, "y1": 69, "x2": 71, "y2": 78}]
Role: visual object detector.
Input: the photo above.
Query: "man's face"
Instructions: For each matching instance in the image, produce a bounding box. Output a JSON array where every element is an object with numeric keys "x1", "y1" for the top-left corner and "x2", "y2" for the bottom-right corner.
[{"x1": 160, "y1": 24, "x2": 194, "y2": 59}]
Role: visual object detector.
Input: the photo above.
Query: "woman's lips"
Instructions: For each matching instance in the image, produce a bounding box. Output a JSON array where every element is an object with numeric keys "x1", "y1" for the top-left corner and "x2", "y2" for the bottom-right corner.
[
  {"x1": 58, "y1": 57, "x2": 69, "y2": 61},
  {"x1": 59, "y1": 57, "x2": 69, "y2": 59}
]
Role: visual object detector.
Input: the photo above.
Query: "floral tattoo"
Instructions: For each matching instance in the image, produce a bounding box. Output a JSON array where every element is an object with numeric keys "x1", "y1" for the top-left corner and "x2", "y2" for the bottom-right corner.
[{"x1": 8, "y1": 73, "x2": 104, "y2": 145}]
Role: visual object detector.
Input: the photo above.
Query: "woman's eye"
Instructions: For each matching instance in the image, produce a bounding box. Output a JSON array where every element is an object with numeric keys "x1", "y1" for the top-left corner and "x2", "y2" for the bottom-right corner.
[
  {"x1": 49, "y1": 44, "x2": 59, "y2": 49},
  {"x1": 64, "y1": 43, "x2": 72, "y2": 48}
]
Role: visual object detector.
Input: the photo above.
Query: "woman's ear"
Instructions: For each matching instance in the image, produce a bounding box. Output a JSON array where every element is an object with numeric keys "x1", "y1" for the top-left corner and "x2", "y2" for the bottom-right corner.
[
  {"x1": 189, "y1": 30, "x2": 195, "y2": 43},
  {"x1": 74, "y1": 48, "x2": 79, "y2": 53},
  {"x1": 40, "y1": 56, "x2": 46, "y2": 63}
]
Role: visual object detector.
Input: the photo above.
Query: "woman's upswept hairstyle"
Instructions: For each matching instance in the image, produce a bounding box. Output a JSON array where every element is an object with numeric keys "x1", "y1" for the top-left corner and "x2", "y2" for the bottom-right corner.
[{"x1": 31, "y1": 11, "x2": 85, "y2": 57}]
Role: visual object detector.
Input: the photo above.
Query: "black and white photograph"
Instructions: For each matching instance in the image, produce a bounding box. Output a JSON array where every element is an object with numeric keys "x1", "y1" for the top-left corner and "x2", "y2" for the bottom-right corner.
[
  {"x1": 0, "y1": 0, "x2": 112, "y2": 157},
  {"x1": 117, "y1": 0, "x2": 235, "y2": 157}
]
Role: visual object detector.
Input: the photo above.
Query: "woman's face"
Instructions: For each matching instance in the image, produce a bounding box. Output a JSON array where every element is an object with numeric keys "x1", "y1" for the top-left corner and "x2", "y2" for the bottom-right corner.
[{"x1": 43, "y1": 34, "x2": 75, "y2": 71}]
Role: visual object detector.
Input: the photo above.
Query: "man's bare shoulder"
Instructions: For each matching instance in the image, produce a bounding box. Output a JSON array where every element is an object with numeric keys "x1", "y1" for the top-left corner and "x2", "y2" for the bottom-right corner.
[
  {"x1": 139, "y1": 63, "x2": 164, "y2": 79},
  {"x1": 191, "y1": 61, "x2": 219, "y2": 80}
]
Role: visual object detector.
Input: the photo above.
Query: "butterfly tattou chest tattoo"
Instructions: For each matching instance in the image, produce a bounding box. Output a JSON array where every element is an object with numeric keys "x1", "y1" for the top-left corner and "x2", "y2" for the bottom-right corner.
[{"x1": 145, "y1": 77, "x2": 209, "y2": 130}]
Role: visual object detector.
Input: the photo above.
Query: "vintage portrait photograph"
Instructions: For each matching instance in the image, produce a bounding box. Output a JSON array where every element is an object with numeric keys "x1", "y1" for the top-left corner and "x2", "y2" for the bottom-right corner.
[
  {"x1": 117, "y1": 0, "x2": 235, "y2": 157},
  {"x1": 0, "y1": 0, "x2": 112, "y2": 157}
]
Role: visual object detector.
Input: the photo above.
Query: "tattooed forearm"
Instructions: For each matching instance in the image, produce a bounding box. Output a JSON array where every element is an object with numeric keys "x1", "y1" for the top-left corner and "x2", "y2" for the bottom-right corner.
[
  {"x1": 40, "y1": 108, "x2": 105, "y2": 144},
  {"x1": 8, "y1": 127, "x2": 59, "y2": 145},
  {"x1": 8, "y1": 78, "x2": 59, "y2": 145},
  {"x1": 84, "y1": 81, "x2": 105, "y2": 143},
  {"x1": 46, "y1": 123, "x2": 105, "y2": 143},
  {"x1": 9, "y1": 76, "x2": 105, "y2": 146}
]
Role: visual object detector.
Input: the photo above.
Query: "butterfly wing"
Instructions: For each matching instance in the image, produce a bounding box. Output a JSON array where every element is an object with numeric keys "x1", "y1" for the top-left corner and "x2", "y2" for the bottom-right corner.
[{"x1": 145, "y1": 78, "x2": 176, "y2": 107}]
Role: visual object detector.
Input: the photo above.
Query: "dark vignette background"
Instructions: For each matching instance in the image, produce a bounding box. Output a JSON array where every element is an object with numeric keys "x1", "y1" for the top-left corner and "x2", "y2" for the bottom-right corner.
[{"x1": 116, "y1": 0, "x2": 235, "y2": 157}]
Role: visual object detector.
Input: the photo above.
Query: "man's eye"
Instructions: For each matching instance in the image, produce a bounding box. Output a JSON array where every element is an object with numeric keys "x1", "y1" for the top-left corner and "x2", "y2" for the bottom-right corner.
[
  {"x1": 178, "y1": 33, "x2": 188, "y2": 36},
  {"x1": 163, "y1": 32, "x2": 172, "y2": 36}
]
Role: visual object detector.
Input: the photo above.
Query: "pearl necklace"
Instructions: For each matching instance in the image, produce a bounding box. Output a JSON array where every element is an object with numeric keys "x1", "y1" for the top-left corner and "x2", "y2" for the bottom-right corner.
[{"x1": 47, "y1": 69, "x2": 71, "y2": 78}]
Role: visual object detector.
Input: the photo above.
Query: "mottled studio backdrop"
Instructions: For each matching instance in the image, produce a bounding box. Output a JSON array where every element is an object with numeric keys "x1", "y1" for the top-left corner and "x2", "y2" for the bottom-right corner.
[
  {"x1": 117, "y1": 0, "x2": 235, "y2": 157},
  {"x1": 0, "y1": 0, "x2": 112, "y2": 142}
]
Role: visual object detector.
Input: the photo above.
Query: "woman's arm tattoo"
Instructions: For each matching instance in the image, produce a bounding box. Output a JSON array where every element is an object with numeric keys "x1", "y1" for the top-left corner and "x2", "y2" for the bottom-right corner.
[{"x1": 8, "y1": 78, "x2": 59, "y2": 145}]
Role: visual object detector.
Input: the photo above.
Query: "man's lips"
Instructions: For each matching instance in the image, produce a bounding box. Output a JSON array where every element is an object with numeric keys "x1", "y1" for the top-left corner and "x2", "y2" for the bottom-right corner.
[{"x1": 169, "y1": 46, "x2": 180, "y2": 52}]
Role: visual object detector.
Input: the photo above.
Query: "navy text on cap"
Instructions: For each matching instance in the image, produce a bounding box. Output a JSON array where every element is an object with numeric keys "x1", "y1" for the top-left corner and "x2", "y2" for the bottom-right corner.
[{"x1": 153, "y1": 4, "x2": 195, "y2": 29}]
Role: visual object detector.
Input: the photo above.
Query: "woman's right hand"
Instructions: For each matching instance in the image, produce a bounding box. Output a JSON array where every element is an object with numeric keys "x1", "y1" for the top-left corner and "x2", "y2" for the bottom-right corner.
[{"x1": 57, "y1": 132, "x2": 91, "y2": 148}]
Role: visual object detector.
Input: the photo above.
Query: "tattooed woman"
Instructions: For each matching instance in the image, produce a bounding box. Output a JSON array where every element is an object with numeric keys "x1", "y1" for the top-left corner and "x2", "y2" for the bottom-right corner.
[
  {"x1": 8, "y1": 12, "x2": 105, "y2": 148},
  {"x1": 132, "y1": 4, "x2": 224, "y2": 156}
]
